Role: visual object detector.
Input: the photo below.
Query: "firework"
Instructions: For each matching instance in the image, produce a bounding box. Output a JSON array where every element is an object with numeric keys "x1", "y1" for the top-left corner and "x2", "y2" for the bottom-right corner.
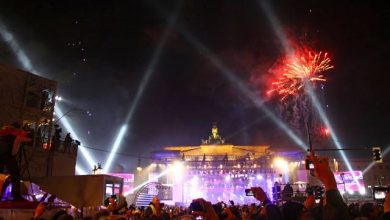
[{"x1": 267, "y1": 50, "x2": 334, "y2": 100}]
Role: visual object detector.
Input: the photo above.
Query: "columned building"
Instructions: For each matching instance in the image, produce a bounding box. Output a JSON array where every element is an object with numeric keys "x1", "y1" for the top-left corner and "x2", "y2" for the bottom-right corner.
[{"x1": 147, "y1": 125, "x2": 279, "y2": 204}]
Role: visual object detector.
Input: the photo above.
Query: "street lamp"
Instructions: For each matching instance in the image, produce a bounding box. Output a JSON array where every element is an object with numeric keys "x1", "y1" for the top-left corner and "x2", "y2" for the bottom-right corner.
[{"x1": 54, "y1": 107, "x2": 89, "y2": 124}]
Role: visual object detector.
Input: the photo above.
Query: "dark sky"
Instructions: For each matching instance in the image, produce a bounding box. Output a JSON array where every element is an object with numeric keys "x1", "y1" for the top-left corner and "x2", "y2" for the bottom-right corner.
[{"x1": 0, "y1": 0, "x2": 388, "y2": 171}]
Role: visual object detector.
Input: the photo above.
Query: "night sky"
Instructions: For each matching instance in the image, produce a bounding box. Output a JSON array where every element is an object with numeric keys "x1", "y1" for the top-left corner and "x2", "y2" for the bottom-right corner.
[{"x1": 0, "y1": 1, "x2": 388, "y2": 171}]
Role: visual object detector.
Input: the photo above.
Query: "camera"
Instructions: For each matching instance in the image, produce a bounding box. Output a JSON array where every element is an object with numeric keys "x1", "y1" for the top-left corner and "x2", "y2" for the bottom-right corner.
[
  {"x1": 245, "y1": 189, "x2": 254, "y2": 196},
  {"x1": 190, "y1": 201, "x2": 204, "y2": 212},
  {"x1": 373, "y1": 186, "x2": 389, "y2": 201},
  {"x1": 306, "y1": 186, "x2": 324, "y2": 199}
]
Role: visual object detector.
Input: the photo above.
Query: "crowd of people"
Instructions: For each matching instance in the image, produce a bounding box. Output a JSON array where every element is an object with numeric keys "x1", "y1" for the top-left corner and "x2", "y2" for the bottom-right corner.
[
  {"x1": 1, "y1": 122, "x2": 389, "y2": 220},
  {"x1": 52, "y1": 124, "x2": 79, "y2": 154},
  {"x1": 28, "y1": 153, "x2": 390, "y2": 220}
]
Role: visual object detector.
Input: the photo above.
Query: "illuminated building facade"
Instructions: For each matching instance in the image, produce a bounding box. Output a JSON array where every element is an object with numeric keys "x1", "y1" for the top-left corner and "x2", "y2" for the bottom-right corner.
[
  {"x1": 133, "y1": 126, "x2": 377, "y2": 205},
  {"x1": 149, "y1": 125, "x2": 279, "y2": 204}
]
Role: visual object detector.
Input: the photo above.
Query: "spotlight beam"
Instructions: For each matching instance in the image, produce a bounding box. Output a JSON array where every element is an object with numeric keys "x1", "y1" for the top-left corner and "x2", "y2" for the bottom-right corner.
[
  {"x1": 174, "y1": 25, "x2": 307, "y2": 149},
  {"x1": 258, "y1": 0, "x2": 294, "y2": 55},
  {"x1": 306, "y1": 86, "x2": 362, "y2": 189},
  {"x1": 258, "y1": 0, "x2": 359, "y2": 188},
  {"x1": 103, "y1": 2, "x2": 182, "y2": 173},
  {"x1": 0, "y1": 20, "x2": 37, "y2": 74},
  {"x1": 75, "y1": 165, "x2": 88, "y2": 175},
  {"x1": 148, "y1": 2, "x2": 307, "y2": 149},
  {"x1": 224, "y1": 115, "x2": 268, "y2": 140},
  {"x1": 102, "y1": 125, "x2": 128, "y2": 173},
  {"x1": 55, "y1": 106, "x2": 96, "y2": 169},
  {"x1": 0, "y1": 20, "x2": 95, "y2": 173}
]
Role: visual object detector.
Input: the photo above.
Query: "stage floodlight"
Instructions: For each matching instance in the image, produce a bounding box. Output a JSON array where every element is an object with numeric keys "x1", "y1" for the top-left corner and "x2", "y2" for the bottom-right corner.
[
  {"x1": 225, "y1": 175, "x2": 231, "y2": 182},
  {"x1": 273, "y1": 157, "x2": 289, "y2": 173}
]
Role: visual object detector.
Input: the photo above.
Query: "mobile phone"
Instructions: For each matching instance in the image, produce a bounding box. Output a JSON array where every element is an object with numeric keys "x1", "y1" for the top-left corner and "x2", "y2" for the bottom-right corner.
[
  {"x1": 373, "y1": 186, "x2": 389, "y2": 200},
  {"x1": 190, "y1": 201, "x2": 204, "y2": 212},
  {"x1": 305, "y1": 159, "x2": 314, "y2": 170},
  {"x1": 245, "y1": 189, "x2": 254, "y2": 196}
]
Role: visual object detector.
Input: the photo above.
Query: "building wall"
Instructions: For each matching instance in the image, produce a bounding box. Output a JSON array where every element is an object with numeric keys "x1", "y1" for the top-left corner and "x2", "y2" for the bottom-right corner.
[
  {"x1": 21, "y1": 145, "x2": 77, "y2": 179},
  {"x1": 0, "y1": 64, "x2": 76, "y2": 178},
  {"x1": 0, "y1": 63, "x2": 56, "y2": 126}
]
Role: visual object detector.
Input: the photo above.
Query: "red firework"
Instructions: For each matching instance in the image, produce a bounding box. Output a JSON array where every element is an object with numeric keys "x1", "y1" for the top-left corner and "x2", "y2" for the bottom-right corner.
[{"x1": 267, "y1": 49, "x2": 334, "y2": 100}]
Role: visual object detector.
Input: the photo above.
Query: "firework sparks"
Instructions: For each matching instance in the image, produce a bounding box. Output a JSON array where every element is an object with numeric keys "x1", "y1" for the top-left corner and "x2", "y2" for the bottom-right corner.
[{"x1": 267, "y1": 50, "x2": 334, "y2": 100}]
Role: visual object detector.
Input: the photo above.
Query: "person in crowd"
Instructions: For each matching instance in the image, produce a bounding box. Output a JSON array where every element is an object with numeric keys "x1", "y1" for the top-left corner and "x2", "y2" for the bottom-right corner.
[
  {"x1": 12, "y1": 150, "x2": 390, "y2": 220},
  {"x1": 190, "y1": 198, "x2": 219, "y2": 220},
  {"x1": 53, "y1": 124, "x2": 62, "y2": 150},
  {"x1": 348, "y1": 203, "x2": 361, "y2": 219},
  {"x1": 107, "y1": 194, "x2": 118, "y2": 213},
  {"x1": 300, "y1": 194, "x2": 319, "y2": 220},
  {"x1": 145, "y1": 196, "x2": 163, "y2": 219},
  {"x1": 245, "y1": 203, "x2": 260, "y2": 220},
  {"x1": 125, "y1": 204, "x2": 136, "y2": 218},
  {"x1": 114, "y1": 194, "x2": 128, "y2": 215},
  {"x1": 95, "y1": 209, "x2": 110, "y2": 220},
  {"x1": 273, "y1": 181, "x2": 282, "y2": 201},
  {"x1": 63, "y1": 132, "x2": 72, "y2": 153},
  {"x1": 359, "y1": 202, "x2": 381, "y2": 220},
  {"x1": 309, "y1": 152, "x2": 351, "y2": 220},
  {"x1": 282, "y1": 182, "x2": 294, "y2": 200},
  {"x1": 251, "y1": 186, "x2": 283, "y2": 220},
  {"x1": 281, "y1": 200, "x2": 304, "y2": 220}
]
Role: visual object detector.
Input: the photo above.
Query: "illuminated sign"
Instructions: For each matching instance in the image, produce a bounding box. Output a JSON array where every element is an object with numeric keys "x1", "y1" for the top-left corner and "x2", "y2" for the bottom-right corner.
[
  {"x1": 107, "y1": 173, "x2": 134, "y2": 195},
  {"x1": 334, "y1": 171, "x2": 365, "y2": 193}
]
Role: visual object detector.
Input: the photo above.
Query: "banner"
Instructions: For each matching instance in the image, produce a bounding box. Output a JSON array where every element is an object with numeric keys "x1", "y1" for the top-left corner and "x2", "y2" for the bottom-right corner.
[
  {"x1": 333, "y1": 171, "x2": 365, "y2": 193},
  {"x1": 107, "y1": 173, "x2": 134, "y2": 195}
]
